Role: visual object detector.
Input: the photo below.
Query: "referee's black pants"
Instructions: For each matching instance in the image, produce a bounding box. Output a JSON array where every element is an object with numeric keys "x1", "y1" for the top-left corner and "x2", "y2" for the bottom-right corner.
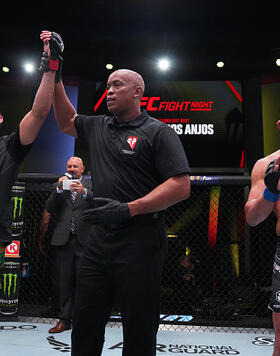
[{"x1": 71, "y1": 215, "x2": 167, "y2": 356}]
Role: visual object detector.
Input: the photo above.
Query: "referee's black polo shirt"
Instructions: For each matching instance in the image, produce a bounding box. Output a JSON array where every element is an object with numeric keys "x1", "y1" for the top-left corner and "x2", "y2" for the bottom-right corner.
[{"x1": 74, "y1": 110, "x2": 190, "y2": 203}]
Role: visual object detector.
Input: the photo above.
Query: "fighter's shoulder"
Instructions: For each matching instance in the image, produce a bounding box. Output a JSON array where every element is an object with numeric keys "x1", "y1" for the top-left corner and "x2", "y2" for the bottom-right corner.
[
  {"x1": 259, "y1": 150, "x2": 280, "y2": 166},
  {"x1": 252, "y1": 151, "x2": 280, "y2": 176}
]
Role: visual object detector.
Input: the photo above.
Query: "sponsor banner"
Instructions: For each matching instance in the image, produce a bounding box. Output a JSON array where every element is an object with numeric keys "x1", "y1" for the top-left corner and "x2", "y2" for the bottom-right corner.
[
  {"x1": 5, "y1": 241, "x2": 20, "y2": 258},
  {"x1": 93, "y1": 81, "x2": 244, "y2": 168},
  {"x1": 10, "y1": 183, "x2": 25, "y2": 237},
  {"x1": 0, "y1": 183, "x2": 25, "y2": 316},
  {"x1": 190, "y1": 176, "x2": 220, "y2": 185},
  {"x1": 107, "y1": 330, "x2": 274, "y2": 355},
  {"x1": 138, "y1": 82, "x2": 244, "y2": 168},
  {"x1": 0, "y1": 261, "x2": 21, "y2": 315},
  {"x1": 0, "y1": 322, "x2": 274, "y2": 355},
  {"x1": 110, "y1": 313, "x2": 194, "y2": 323}
]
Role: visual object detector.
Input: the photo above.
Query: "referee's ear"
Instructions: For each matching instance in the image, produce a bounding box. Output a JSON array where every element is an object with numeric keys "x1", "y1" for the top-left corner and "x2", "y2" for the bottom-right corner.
[{"x1": 134, "y1": 86, "x2": 144, "y2": 100}]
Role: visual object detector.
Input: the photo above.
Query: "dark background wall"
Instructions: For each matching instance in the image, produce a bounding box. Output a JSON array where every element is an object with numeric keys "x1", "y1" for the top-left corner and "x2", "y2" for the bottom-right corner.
[{"x1": 1, "y1": 76, "x2": 280, "y2": 175}]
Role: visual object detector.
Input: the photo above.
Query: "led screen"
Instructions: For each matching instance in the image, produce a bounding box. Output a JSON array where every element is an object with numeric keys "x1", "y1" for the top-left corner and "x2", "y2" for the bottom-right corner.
[{"x1": 94, "y1": 80, "x2": 244, "y2": 168}]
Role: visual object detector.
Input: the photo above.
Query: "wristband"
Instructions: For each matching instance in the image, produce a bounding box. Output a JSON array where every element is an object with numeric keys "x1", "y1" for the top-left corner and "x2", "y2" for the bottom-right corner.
[
  {"x1": 48, "y1": 58, "x2": 59, "y2": 71},
  {"x1": 263, "y1": 187, "x2": 280, "y2": 202}
]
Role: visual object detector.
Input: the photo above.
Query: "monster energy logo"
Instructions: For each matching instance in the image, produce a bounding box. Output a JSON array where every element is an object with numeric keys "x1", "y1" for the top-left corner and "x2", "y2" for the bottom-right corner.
[
  {"x1": 11, "y1": 197, "x2": 23, "y2": 219},
  {"x1": 2, "y1": 273, "x2": 17, "y2": 297}
]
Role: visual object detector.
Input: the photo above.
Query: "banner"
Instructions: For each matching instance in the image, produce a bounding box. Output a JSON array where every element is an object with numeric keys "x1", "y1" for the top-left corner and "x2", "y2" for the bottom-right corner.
[
  {"x1": 0, "y1": 182, "x2": 25, "y2": 316},
  {"x1": 10, "y1": 183, "x2": 25, "y2": 237},
  {"x1": 94, "y1": 80, "x2": 244, "y2": 168},
  {"x1": 0, "y1": 261, "x2": 21, "y2": 315}
]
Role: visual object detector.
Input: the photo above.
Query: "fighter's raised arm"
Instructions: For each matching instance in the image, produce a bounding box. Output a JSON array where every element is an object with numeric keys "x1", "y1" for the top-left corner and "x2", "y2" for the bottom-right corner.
[
  {"x1": 0, "y1": 31, "x2": 65, "y2": 266},
  {"x1": 40, "y1": 31, "x2": 78, "y2": 138},
  {"x1": 18, "y1": 33, "x2": 60, "y2": 145}
]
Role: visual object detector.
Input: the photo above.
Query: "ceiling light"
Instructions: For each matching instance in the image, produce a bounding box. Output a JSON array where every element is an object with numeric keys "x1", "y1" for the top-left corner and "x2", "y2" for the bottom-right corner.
[
  {"x1": 106, "y1": 64, "x2": 113, "y2": 70},
  {"x1": 216, "y1": 61, "x2": 224, "y2": 68},
  {"x1": 2, "y1": 66, "x2": 10, "y2": 73},
  {"x1": 276, "y1": 59, "x2": 280, "y2": 67},
  {"x1": 24, "y1": 62, "x2": 35, "y2": 73},
  {"x1": 157, "y1": 58, "x2": 170, "y2": 71}
]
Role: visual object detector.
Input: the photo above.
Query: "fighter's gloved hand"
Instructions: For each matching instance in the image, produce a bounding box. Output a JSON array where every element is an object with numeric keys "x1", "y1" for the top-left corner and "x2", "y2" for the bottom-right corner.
[
  {"x1": 81, "y1": 198, "x2": 131, "y2": 225},
  {"x1": 49, "y1": 32, "x2": 64, "y2": 60},
  {"x1": 264, "y1": 160, "x2": 280, "y2": 194},
  {"x1": 39, "y1": 31, "x2": 64, "y2": 83}
]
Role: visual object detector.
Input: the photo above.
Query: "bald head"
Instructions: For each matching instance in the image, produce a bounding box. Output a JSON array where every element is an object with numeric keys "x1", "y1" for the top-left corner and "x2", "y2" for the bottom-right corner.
[
  {"x1": 68, "y1": 156, "x2": 83, "y2": 165},
  {"x1": 109, "y1": 69, "x2": 145, "y2": 97},
  {"x1": 66, "y1": 156, "x2": 85, "y2": 178}
]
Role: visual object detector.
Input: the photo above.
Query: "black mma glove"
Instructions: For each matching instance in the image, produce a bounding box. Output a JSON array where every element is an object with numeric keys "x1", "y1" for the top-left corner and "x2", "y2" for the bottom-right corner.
[
  {"x1": 49, "y1": 32, "x2": 64, "y2": 60},
  {"x1": 264, "y1": 160, "x2": 280, "y2": 194},
  {"x1": 81, "y1": 197, "x2": 131, "y2": 225},
  {"x1": 39, "y1": 32, "x2": 64, "y2": 83}
]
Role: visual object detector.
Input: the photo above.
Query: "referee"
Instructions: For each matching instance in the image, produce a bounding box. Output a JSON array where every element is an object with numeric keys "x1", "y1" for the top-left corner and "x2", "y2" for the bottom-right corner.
[{"x1": 41, "y1": 31, "x2": 191, "y2": 356}]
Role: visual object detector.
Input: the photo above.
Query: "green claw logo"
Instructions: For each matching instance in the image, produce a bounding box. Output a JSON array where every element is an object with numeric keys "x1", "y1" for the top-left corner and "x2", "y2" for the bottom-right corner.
[
  {"x1": 11, "y1": 197, "x2": 23, "y2": 219},
  {"x1": 3, "y1": 273, "x2": 17, "y2": 297}
]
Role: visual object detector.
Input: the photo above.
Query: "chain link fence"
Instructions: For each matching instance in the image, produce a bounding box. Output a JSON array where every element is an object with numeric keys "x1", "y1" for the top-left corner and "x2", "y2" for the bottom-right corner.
[{"x1": 4, "y1": 174, "x2": 276, "y2": 332}]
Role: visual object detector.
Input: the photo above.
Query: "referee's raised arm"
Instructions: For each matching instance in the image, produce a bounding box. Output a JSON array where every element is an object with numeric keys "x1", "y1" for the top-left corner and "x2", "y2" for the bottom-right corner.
[
  {"x1": 40, "y1": 30, "x2": 78, "y2": 138},
  {"x1": 53, "y1": 81, "x2": 78, "y2": 138}
]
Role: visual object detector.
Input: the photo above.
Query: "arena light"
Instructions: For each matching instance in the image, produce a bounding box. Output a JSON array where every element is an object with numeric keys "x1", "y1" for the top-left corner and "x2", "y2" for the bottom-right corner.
[
  {"x1": 2, "y1": 66, "x2": 10, "y2": 73},
  {"x1": 106, "y1": 63, "x2": 113, "y2": 70},
  {"x1": 276, "y1": 58, "x2": 280, "y2": 67},
  {"x1": 216, "y1": 61, "x2": 224, "y2": 68},
  {"x1": 24, "y1": 62, "x2": 35, "y2": 73},
  {"x1": 157, "y1": 58, "x2": 170, "y2": 71}
]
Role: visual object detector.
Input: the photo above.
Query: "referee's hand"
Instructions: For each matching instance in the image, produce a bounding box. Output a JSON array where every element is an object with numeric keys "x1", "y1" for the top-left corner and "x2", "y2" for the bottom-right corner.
[{"x1": 81, "y1": 197, "x2": 131, "y2": 225}]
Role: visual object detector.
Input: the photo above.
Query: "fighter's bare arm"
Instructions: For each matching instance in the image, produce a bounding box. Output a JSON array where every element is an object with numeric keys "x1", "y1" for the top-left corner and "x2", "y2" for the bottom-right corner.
[
  {"x1": 19, "y1": 38, "x2": 55, "y2": 145},
  {"x1": 245, "y1": 156, "x2": 280, "y2": 226}
]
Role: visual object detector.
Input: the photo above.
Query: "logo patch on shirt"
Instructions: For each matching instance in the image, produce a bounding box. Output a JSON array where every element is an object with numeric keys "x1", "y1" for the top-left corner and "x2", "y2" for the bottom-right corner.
[{"x1": 127, "y1": 136, "x2": 138, "y2": 150}]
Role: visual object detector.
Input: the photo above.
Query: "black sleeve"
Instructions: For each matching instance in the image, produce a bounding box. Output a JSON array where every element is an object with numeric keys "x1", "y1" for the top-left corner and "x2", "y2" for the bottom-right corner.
[
  {"x1": 74, "y1": 115, "x2": 93, "y2": 144},
  {"x1": 154, "y1": 124, "x2": 190, "y2": 182},
  {"x1": 4, "y1": 128, "x2": 33, "y2": 164}
]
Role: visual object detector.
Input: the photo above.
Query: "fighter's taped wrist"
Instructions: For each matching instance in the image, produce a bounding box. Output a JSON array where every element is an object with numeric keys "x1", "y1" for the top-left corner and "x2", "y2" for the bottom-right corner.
[
  {"x1": 39, "y1": 52, "x2": 59, "y2": 73},
  {"x1": 48, "y1": 58, "x2": 59, "y2": 71},
  {"x1": 263, "y1": 187, "x2": 280, "y2": 202}
]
